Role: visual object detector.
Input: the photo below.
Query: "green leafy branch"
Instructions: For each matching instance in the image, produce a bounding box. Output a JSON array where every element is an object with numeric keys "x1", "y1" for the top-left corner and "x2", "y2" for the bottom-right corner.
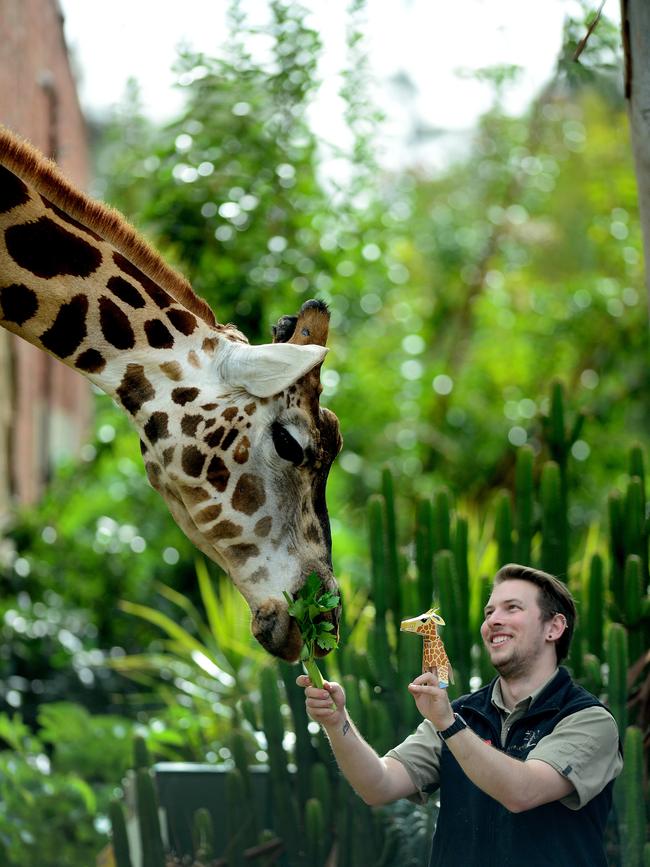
[{"x1": 283, "y1": 572, "x2": 339, "y2": 690}]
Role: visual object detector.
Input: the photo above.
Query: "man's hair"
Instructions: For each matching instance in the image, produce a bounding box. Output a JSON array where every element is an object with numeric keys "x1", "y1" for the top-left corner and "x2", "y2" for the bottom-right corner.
[{"x1": 493, "y1": 563, "x2": 577, "y2": 663}]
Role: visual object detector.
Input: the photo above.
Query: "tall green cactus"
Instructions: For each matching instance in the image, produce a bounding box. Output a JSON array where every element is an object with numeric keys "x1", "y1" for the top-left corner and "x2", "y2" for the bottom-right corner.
[
  {"x1": 435, "y1": 550, "x2": 470, "y2": 694},
  {"x1": 623, "y1": 555, "x2": 645, "y2": 664},
  {"x1": 382, "y1": 468, "x2": 402, "y2": 620},
  {"x1": 514, "y1": 444, "x2": 534, "y2": 565},
  {"x1": 495, "y1": 490, "x2": 513, "y2": 567},
  {"x1": 585, "y1": 553, "x2": 605, "y2": 660},
  {"x1": 619, "y1": 726, "x2": 646, "y2": 867},
  {"x1": 305, "y1": 798, "x2": 326, "y2": 867},
  {"x1": 136, "y1": 767, "x2": 165, "y2": 867},
  {"x1": 109, "y1": 800, "x2": 133, "y2": 867},
  {"x1": 415, "y1": 497, "x2": 434, "y2": 611},
  {"x1": 607, "y1": 623, "x2": 628, "y2": 734},
  {"x1": 192, "y1": 807, "x2": 214, "y2": 862},
  {"x1": 260, "y1": 666, "x2": 299, "y2": 858},
  {"x1": 368, "y1": 494, "x2": 392, "y2": 678},
  {"x1": 540, "y1": 461, "x2": 568, "y2": 580}
]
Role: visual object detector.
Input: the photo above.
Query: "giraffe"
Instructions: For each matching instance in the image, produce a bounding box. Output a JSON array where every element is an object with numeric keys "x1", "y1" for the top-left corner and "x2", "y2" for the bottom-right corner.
[
  {"x1": 400, "y1": 608, "x2": 454, "y2": 687},
  {"x1": 0, "y1": 126, "x2": 342, "y2": 661}
]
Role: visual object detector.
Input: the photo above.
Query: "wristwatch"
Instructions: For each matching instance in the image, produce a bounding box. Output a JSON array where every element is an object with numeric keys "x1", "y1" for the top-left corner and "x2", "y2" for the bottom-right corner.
[{"x1": 438, "y1": 713, "x2": 468, "y2": 740}]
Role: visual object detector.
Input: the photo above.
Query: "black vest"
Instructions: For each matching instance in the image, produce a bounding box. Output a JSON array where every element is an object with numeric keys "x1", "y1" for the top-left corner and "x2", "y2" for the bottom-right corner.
[{"x1": 428, "y1": 667, "x2": 616, "y2": 867}]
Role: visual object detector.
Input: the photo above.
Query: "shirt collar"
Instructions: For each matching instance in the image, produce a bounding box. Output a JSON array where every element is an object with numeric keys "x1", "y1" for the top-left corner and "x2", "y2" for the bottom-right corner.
[{"x1": 491, "y1": 668, "x2": 559, "y2": 714}]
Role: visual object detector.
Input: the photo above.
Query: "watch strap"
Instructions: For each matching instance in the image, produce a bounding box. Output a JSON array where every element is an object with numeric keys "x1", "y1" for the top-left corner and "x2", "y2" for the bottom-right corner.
[{"x1": 438, "y1": 713, "x2": 467, "y2": 740}]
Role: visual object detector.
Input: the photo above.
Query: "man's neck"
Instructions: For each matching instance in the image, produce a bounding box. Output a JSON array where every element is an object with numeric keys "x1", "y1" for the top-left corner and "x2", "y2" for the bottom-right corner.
[{"x1": 497, "y1": 661, "x2": 559, "y2": 709}]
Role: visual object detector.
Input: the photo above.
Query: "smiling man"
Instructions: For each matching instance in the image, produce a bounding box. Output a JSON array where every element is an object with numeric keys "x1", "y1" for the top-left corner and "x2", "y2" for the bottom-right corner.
[{"x1": 298, "y1": 563, "x2": 623, "y2": 867}]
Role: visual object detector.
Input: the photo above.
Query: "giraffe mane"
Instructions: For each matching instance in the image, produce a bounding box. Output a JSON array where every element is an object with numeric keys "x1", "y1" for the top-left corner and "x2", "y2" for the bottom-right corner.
[{"x1": 0, "y1": 126, "x2": 217, "y2": 328}]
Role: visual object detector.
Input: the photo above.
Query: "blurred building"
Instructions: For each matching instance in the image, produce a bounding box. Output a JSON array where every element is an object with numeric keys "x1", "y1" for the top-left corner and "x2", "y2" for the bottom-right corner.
[{"x1": 0, "y1": 0, "x2": 92, "y2": 515}]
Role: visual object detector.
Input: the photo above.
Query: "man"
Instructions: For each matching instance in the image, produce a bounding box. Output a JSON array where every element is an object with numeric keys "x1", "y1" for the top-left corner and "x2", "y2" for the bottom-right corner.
[{"x1": 298, "y1": 563, "x2": 623, "y2": 866}]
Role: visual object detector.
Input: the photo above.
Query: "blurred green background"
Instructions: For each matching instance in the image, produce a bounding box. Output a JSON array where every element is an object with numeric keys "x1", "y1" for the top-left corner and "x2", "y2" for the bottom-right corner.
[{"x1": 0, "y1": 2, "x2": 648, "y2": 865}]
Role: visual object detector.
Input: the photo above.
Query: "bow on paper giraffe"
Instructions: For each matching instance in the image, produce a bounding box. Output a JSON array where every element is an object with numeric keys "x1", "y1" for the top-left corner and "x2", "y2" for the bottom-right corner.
[{"x1": 400, "y1": 608, "x2": 454, "y2": 687}]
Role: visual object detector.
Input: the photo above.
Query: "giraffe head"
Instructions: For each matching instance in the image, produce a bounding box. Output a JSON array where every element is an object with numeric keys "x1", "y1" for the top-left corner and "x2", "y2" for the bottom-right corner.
[
  {"x1": 0, "y1": 127, "x2": 342, "y2": 663},
  {"x1": 400, "y1": 608, "x2": 446, "y2": 637}
]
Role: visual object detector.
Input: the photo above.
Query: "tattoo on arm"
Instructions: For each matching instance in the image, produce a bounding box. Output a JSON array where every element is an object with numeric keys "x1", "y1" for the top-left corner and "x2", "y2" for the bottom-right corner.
[{"x1": 342, "y1": 719, "x2": 351, "y2": 736}]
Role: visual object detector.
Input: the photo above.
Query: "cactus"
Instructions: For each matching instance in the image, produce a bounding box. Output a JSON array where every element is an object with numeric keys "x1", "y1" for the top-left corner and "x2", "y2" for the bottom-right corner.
[
  {"x1": 415, "y1": 497, "x2": 434, "y2": 611},
  {"x1": 585, "y1": 553, "x2": 605, "y2": 660},
  {"x1": 192, "y1": 807, "x2": 214, "y2": 862},
  {"x1": 435, "y1": 550, "x2": 470, "y2": 694},
  {"x1": 540, "y1": 461, "x2": 568, "y2": 580},
  {"x1": 620, "y1": 726, "x2": 646, "y2": 867},
  {"x1": 133, "y1": 734, "x2": 150, "y2": 770},
  {"x1": 382, "y1": 468, "x2": 402, "y2": 620},
  {"x1": 607, "y1": 623, "x2": 628, "y2": 734},
  {"x1": 495, "y1": 490, "x2": 513, "y2": 567},
  {"x1": 225, "y1": 769, "x2": 248, "y2": 867},
  {"x1": 136, "y1": 767, "x2": 165, "y2": 867},
  {"x1": 369, "y1": 494, "x2": 391, "y2": 665},
  {"x1": 109, "y1": 800, "x2": 133, "y2": 867},
  {"x1": 514, "y1": 444, "x2": 534, "y2": 565},
  {"x1": 310, "y1": 763, "x2": 333, "y2": 833},
  {"x1": 260, "y1": 666, "x2": 299, "y2": 857},
  {"x1": 623, "y1": 555, "x2": 645, "y2": 664},
  {"x1": 305, "y1": 798, "x2": 326, "y2": 867},
  {"x1": 432, "y1": 488, "x2": 452, "y2": 553}
]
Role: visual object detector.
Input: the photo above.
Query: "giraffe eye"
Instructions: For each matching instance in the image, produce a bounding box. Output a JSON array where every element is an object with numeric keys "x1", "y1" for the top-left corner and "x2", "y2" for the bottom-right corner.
[
  {"x1": 420, "y1": 617, "x2": 427, "y2": 623},
  {"x1": 271, "y1": 422, "x2": 304, "y2": 465}
]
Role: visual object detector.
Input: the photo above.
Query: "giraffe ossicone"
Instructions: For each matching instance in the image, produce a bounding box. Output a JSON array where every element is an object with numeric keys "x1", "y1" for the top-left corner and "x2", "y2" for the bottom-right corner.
[
  {"x1": 400, "y1": 607, "x2": 454, "y2": 687},
  {"x1": 0, "y1": 126, "x2": 342, "y2": 661}
]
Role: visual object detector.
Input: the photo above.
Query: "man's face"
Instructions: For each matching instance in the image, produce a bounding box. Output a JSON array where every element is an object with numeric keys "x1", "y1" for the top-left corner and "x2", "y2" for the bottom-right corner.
[{"x1": 480, "y1": 579, "x2": 549, "y2": 678}]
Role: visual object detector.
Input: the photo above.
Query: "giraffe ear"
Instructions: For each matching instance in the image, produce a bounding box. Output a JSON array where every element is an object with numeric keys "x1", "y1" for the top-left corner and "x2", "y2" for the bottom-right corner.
[{"x1": 216, "y1": 341, "x2": 328, "y2": 398}]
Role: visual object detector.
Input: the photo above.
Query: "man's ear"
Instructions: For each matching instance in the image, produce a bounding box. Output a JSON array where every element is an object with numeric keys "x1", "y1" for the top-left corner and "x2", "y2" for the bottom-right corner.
[{"x1": 216, "y1": 341, "x2": 328, "y2": 397}]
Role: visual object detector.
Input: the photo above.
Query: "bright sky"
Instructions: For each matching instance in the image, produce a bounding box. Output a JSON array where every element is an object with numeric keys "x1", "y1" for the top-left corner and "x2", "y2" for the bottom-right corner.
[{"x1": 58, "y1": 0, "x2": 608, "y2": 168}]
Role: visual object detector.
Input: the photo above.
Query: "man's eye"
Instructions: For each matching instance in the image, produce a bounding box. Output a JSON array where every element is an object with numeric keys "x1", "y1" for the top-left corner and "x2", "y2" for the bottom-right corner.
[{"x1": 271, "y1": 423, "x2": 304, "y2": 465}]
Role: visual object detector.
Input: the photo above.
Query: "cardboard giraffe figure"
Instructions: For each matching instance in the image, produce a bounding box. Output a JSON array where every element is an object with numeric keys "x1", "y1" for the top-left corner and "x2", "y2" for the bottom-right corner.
[
  {"x1": 400, "y1": 608, "x2": 454, "y2": 687},
  {"x1": 0, "y1": 127, "x2": 342, "y2": 661}
]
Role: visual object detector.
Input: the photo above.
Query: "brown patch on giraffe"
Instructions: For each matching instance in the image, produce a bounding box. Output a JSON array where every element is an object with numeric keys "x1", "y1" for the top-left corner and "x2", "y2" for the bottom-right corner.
[
  {"x1": 201, "y1": 403, "x2": 217, "y2": 411},
  {"x1": 249, "y1": 566, "x2": 270, "y2": 584},
  {"x1": 195, "y1": 504, "x2": 223, "y2": 525},
  {"x1": 139, "y1": 439, "x2": 148, "y2": 455},
  {"x1": 40, "y1": 295, "x2": 88, "y2": 358},
  {"x1": 167, "y1": 308, "x2": 197, "y2": 335},
  {"x1": 254, "y1": 516, "x2": 273, "y2": 538},
  {"x1": 244, "y1": 402, "x2": 257, "y2": 415},
  {"x1": 221, "y1": 429, "x2": 238, "y2": 451},
  {"x1": 5, "y1": 217, "x2": 102, "y2": 278},
  {"x1": 144, "y1": 412, "x2": 170, "y2": 444},
  {"x1": 204, "y1": 419, "x2": 216, "y2": 429},
  {"x1": 204, "y1": 426, "x2": 225, "y2": 448},
  {"x1": 107, "y1": 275, "x2": 146, "y2": 309},
  {"x1": 162, "y1": 446, "x2": 175, "y2": 466},
  {"x1": 0, "y1": 283, "x2": 38, "y2": 325},
  {"x1": 202, "y1": 336, "x2": 218, "y2": 355},
  {"x1": 305, "y1": 523, "x2": 321, "y2": 544},
  {"x1": 160, "y1": 361, "x2": 183, "y2": 381},
  {"x1": 222, "y1": 406, "x2": 238, "y2": 421},
  {"x1": 227, "y1": 543, "x2": 259, "y2": 566},
  {"x1": 99, "y1": 296, "x2": 136, "y2": 350},
  {"x1": 41, "y1": 195, "x2": 103, "y2": 241},
  {"x1": 187, "y1": 350, "x2": 201, "y2": 368},
  {"x1": 181, "y1": 445, "x2": 206, "y2": 478},
  {"x1": 113, "y1": 252, "x2": 174, "y2": 310},
  {"x1": 233, "y1": 436, "x2": 250, "y2": 464},
  {"x1": 172, "y1": 387, "x2": 199, "y2": 406},
  {"x1": 206, "y1": 455, "x2": 230, "y2": 491},
  {"x1": 232, "y1": 473, "x2": 266, "y2": 516},
  {"x1": 0, "y1": 165, "x2": 29, "y2": 212},
  {"x1": 75, "y1": 348, "x2": 106, "y2": 373},
  {"x1": 210, "y1": 520, "x2": 243, "y2": 540},
  {"x1": 145, "y1": 461, "x2": 162, "y2": 484},
  {"x1": 179, "y1": 484, "x2": 210, "y2": 505},
  {"x1": 145, "y1": 319, "x2": 174, "y2": 349},
  {"x1": 117, "y1": 363, "x2": 155, "y2": 414},
  {"x1": 181, "y1": 414, "x2": 203, "y2": 437}
]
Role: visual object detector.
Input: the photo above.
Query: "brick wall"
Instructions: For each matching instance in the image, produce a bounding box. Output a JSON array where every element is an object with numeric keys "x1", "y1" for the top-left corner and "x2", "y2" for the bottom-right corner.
[{"x1": 0, "y1": 0, "x2": 92, "y2": 512}]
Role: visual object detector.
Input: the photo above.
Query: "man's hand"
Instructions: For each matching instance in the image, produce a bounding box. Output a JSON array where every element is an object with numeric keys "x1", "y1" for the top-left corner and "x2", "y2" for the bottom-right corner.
[
  {"x1": 407, "y1": 669, "x2": 455, "y2": 731},
  {"x1": 297, "y1": 675, "x2": 346, "y2": 730}
]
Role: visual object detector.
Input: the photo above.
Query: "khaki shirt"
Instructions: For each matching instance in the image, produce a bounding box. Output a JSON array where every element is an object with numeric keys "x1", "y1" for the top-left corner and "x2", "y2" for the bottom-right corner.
[{"x1": 385, "y1": 671, "x2": 623, "y2": 810}]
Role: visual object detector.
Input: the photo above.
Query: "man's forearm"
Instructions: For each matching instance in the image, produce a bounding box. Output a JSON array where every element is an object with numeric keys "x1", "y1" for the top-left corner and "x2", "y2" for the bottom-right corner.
[
  {"x1": 444, "y1": 727, "x2": 572, "y2": 812},
  {"x1": 322, "y1": 714, "x2": 391, "y2": 805}
]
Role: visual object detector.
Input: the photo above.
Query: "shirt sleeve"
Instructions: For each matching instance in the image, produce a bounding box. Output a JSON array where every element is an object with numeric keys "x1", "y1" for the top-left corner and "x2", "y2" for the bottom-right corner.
[
  {"x1": 384, "y1": 719, "x2": 442, "y2": 804},
  {"x1": 526, "y1": 706, "x2": 623, "y2": 810}
]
